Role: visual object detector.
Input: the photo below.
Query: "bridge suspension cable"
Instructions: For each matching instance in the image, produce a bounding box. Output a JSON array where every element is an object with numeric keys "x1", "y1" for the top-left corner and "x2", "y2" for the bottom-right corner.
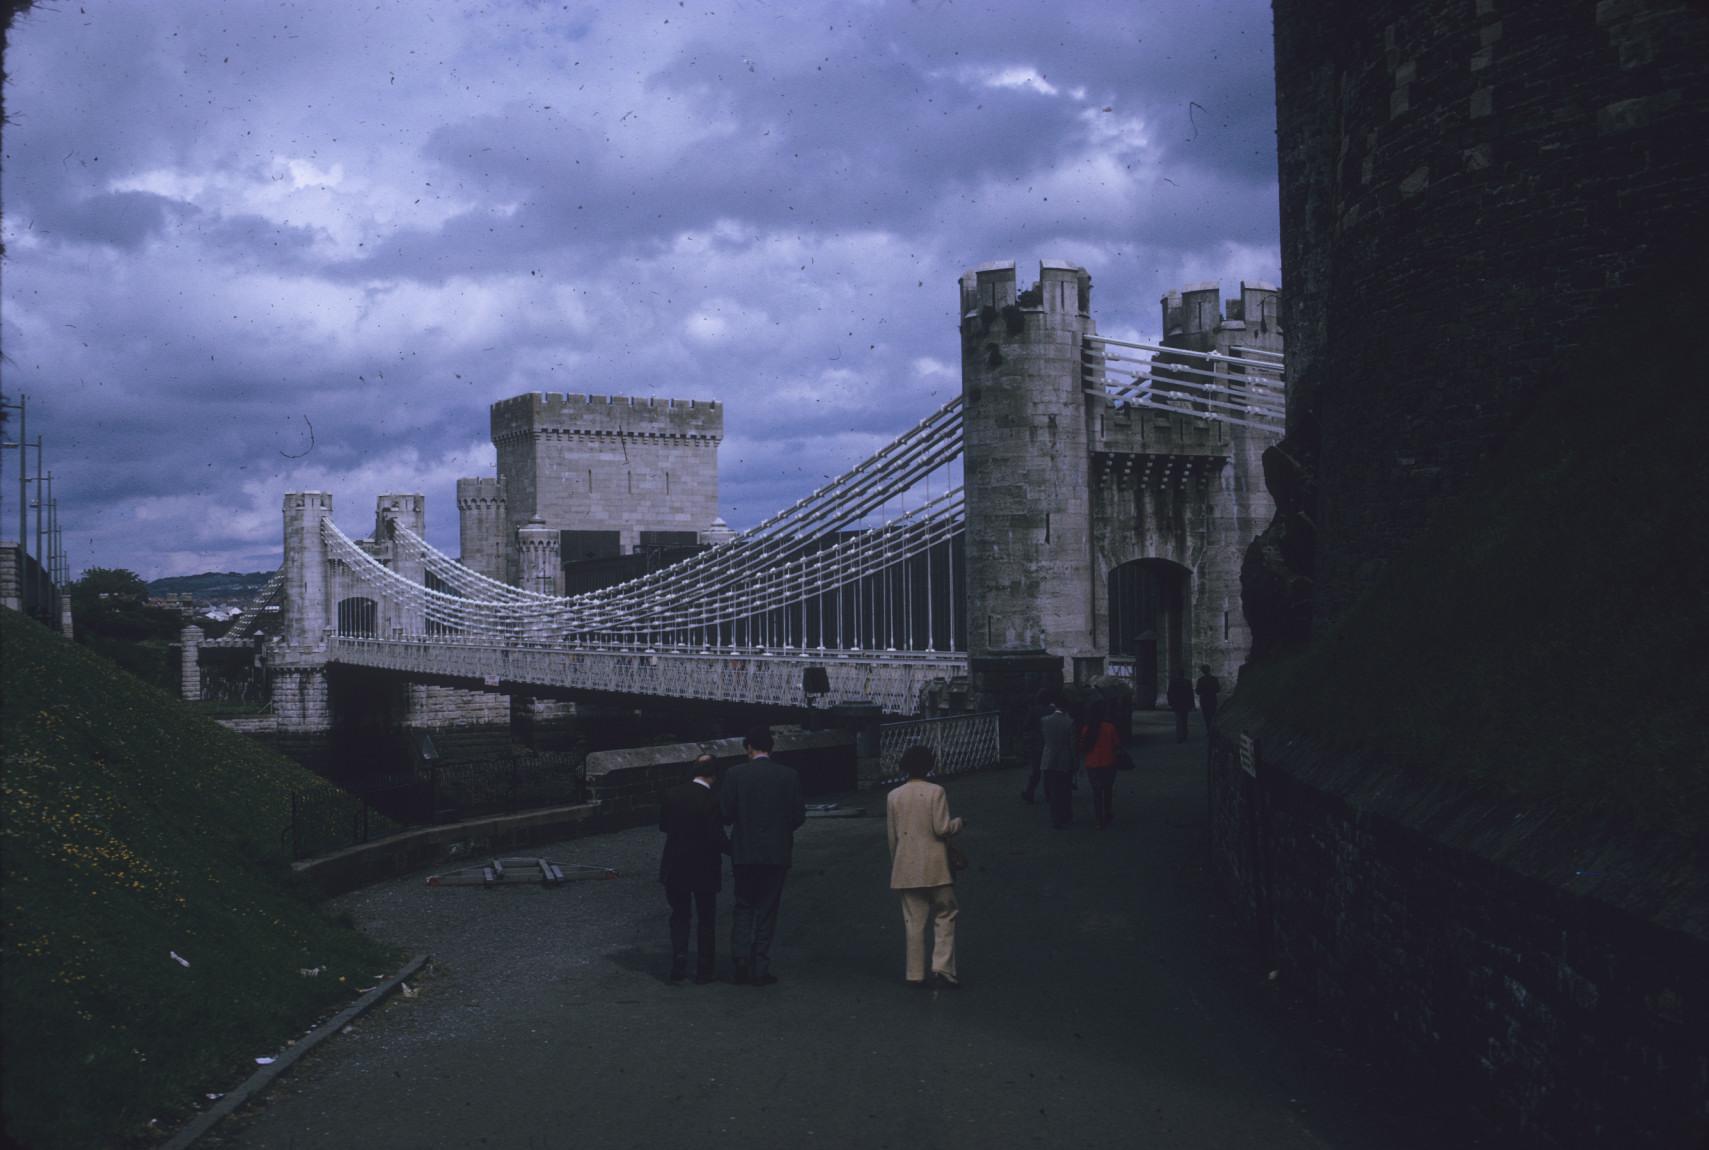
[
  {"x1": 322, "y1": 394, "x2": 969, "y2": 651},
  {"x1": 1085, "y1": 335, "x2": 1286, "y2": 434}
]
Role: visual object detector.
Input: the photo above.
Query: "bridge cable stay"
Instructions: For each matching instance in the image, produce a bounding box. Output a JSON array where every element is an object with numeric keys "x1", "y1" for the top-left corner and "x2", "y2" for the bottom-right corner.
[
  {"x1": 327, "y1": 485, "x2": 964, "y2": 648},
  {"x1": 318, "y1": 394, "x2": 973, "y2": 652},
  {"x1": 376, "y1": 445, "x2": 963, "y2": 636},
  {"x1": 1085, "y1": 336, "x2": 1286, "y2": 435},
  {"x1": 385, "y1": 393, "x2": 966, "y2": 610},
  {"x1": 202, "y1": 568, "x2": 286, "y2": 648}
]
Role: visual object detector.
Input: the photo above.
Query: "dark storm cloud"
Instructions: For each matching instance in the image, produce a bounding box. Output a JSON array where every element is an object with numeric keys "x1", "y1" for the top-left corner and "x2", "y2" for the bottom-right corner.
[{"x1": 2, "y1": 0, "x2": 1281, "y2": 578}]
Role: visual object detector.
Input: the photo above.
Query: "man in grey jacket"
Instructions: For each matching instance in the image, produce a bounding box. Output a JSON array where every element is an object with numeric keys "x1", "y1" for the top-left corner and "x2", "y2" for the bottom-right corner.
[
  {"x1": 1038, "y1": 692, "x2": 1078, "y2": 829},
  {"x1": 719, "y1": 725, "x2": 806, "y2": 986}
]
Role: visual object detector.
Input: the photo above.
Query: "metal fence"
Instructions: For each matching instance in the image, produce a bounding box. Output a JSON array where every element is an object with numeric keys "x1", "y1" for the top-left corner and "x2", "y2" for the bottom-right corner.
[
  {"x1": 287, "y1": 752, "x2": 584, "y2": 860},
  {"x1": 877, "y1": 711, "x2": 1001, "y2": 786}
]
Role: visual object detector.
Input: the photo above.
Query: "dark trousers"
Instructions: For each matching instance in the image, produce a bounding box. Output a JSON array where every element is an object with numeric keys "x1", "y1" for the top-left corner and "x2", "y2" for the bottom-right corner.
[
  {"x1": 1173, "y1": 709, "x2": 1190, "y2": 741},
  {"x1": 1200, "y1": 705, "x2": 1218, "y2": 737},
  {"x1": 1044, "y1": 771, "x2": 1073, "y2": 827},
  {"x1": 666, "y1": 885, "x2": 717, "y2": 976},
  {"x1": 1086, "y1": 766, "x2": 1115, "y2": 826},
  {"x1": 731, "y1": 863, "x2": 787, "y2": 976}
]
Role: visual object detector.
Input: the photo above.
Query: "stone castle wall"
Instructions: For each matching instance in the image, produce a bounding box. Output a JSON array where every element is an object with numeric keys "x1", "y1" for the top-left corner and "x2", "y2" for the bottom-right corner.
[
  {"x1": 1273, "y1": 0, "x2": 1709, "y2": 627},
  {"x1": 488, "y1": 393, "x2": 722, "y2": 576}
]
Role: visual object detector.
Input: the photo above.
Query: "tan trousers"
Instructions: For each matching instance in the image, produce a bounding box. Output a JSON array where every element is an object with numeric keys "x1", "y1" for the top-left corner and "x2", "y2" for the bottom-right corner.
[{"x1": 898, "y1": 884, "x2": 958, "y2": 982}]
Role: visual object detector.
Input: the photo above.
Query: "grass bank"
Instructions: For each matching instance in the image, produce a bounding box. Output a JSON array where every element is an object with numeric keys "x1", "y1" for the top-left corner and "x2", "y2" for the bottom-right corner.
[{"x1": 1, "y1": 608, "x2": 401, "y2": 1149}]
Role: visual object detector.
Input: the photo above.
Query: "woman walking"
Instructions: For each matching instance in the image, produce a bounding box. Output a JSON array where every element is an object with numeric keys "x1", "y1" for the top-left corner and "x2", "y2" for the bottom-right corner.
[
  {"x1": 886, "y1": 745, "x2": 964, "y2": 989},
  {"x1": 1079, "y1": 697, "x2": 1120, "y2": 829}
]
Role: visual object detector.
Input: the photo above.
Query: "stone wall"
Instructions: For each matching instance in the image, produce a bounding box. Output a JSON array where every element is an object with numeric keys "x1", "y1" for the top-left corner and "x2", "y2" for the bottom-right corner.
[
  {"x1": 1271, "y1": 0, "x2": 1709, "y2": 629},
  {"x1": 489, "y1": 392, "x2": 723, "y2": 576},
  {"x1": 1209, "y1": 717, "x2": 1708, "y2": 1147},
  {"x1": 958, "y1": 260, "x2": 1096, "y2": 660},
  {"x1": 584, "y1": 729, "x2": 857, "y2": 829},
  {"x1": 1089, "y1": 402, "x2": 1272, "y2": 693}
]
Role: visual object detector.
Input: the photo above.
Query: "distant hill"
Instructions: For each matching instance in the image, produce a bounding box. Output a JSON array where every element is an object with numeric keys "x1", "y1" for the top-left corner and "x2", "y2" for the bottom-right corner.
[{"x1": 147, "y1": 570, "x2": 276, "y2": 600}]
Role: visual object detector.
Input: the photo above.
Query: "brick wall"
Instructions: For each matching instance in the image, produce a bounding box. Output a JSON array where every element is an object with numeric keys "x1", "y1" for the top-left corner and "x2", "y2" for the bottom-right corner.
[
  {"x1": 1272, "y1": 0, "x2": 1709, "y2": 628},
  {"x1": 1208, "y1": 717, "x2": 1708, "y2": 1147}
]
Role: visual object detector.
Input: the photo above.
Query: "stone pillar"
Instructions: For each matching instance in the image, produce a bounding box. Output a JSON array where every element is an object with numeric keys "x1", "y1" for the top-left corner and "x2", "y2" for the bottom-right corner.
[
  {"x1": 179, "y1": 624, "x2": 204, "y2": 701},
  {"x1": 59, "y1": 593, "x2": 74, "y2": 638},
  {"x1": 959, "y1": 258, "x2": 1096, "y2": 661},
  {"x1": 269, "y1": 663, "x2": 330, "y2": 733},
  {"x1": 516, "y1": 515, "x2": 563, "y2": 597},
  {"x1": 456, "y1": 477, "x2": 508, "y2": 581},
  {"x1": 282, "y1": 492, "x2": 333, "y2": 649},
  {"x1": 375, "y1": 493, "x2": 426, "y2": 638}
]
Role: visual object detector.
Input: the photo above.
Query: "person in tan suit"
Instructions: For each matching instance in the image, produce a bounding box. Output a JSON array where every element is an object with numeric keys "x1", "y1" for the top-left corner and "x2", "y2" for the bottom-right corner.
[{"x1": 886, "y1": 745, "x2": 964, "y2": 990}]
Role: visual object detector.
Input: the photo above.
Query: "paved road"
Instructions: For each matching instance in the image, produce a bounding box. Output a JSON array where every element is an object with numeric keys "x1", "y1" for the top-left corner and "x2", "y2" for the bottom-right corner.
[{"x1": 207, "y1": 713, "x2": 1486, "y2": 1150}]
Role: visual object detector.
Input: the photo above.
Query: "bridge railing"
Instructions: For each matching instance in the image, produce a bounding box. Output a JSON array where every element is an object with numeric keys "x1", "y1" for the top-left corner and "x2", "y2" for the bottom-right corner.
[
  {"x1": 327, "y1": 634, "x2": 968, "y2": 716},
  {"x1": 877, "y1": 711, "x2": 1002, "y2": 785}
]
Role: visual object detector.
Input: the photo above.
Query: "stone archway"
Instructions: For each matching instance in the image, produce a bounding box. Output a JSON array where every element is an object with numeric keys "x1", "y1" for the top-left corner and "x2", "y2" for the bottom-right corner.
[{"x1": 1107, "y1": 558, "x2": 1190, "y2": 707}]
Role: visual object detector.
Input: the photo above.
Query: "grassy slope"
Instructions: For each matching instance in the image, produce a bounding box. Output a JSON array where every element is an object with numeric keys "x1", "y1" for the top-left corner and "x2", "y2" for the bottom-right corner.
[
  {"x1": 1, "y1": 610, "x2": 402, "y2": 1150},
  {"x1": 1236, "y1": 265, "x2": 1708, "y2": 844}
]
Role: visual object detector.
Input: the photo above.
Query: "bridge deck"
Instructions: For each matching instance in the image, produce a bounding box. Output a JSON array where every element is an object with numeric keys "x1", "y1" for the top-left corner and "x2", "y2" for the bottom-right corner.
[{"x1": 328, "y1": 637, "x2": 969, "y2": 715}]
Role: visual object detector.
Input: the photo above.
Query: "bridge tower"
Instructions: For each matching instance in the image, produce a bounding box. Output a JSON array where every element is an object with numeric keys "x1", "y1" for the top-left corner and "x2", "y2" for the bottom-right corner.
[
  {"x1": 958, "y1": 259, "x2": 1096, "y2": 716},
  {"x1": 375, "y1": 493, "x2": 426, "y2": 638},
  {"x1": 282, "y1": 492, "x2": 333, "y2": 648},
  {"x1": 959, "y1": 259, "x2": 1096, "y2": 661}
]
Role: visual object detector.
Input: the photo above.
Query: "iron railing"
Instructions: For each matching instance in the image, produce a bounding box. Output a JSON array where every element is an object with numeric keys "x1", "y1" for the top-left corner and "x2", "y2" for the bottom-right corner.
[{"x1": 877, "y1": 711, "x2": 1001, "y2": 786}]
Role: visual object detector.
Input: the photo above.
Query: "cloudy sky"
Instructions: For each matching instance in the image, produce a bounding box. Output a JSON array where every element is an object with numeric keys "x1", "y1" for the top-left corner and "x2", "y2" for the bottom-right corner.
[{"x1": 2, "y1": 0, "x2": 1280, "y2": 580}]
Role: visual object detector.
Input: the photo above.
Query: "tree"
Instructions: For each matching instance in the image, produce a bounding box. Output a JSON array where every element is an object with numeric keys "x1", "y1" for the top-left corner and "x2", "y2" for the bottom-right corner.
[{"x1": 69, "y1": 567, "x2": 150, "y2": 609}]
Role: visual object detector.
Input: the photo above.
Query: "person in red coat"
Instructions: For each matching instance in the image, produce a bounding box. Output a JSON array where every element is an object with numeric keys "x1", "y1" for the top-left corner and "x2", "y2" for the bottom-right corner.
[{"x1": 1078, "y1": 698, "x2": 1121, "y2": 829}]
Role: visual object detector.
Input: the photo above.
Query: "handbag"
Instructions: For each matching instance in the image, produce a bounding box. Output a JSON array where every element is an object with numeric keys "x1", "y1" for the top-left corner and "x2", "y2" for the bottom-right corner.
[
  {"x1": 944, "y1": 839, "x2": 969, "y2": 874},
  {"x1": 1114, "y1": 746, "x2": 1137, "y2": 771}
]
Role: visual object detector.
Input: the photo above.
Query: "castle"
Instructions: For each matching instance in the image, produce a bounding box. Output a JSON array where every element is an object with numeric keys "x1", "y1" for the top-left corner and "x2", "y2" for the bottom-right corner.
[{"x1": 455, "y1": 393, "x2": 729, "y2": 594}]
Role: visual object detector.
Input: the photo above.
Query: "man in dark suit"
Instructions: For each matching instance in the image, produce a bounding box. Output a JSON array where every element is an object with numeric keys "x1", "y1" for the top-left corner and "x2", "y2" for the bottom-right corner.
[
  {"x1": 718, "y1": 725, "x2": 805, "y2": 987},
  {"x1": 659, "y1": 754, "x2": 728, "y2": 983}
]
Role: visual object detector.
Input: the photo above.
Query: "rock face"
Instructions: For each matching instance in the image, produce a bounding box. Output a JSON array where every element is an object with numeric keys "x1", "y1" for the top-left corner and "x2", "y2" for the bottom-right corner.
[{"x1": 1256, "y1": 0, "x2": 1709, "y2": 640}]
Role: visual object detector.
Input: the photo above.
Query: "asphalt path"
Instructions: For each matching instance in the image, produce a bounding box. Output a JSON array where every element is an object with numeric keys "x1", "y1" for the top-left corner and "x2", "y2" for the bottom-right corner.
[{"x1": 204, "y1": 712, "x2": 1486, "y2": 1150}]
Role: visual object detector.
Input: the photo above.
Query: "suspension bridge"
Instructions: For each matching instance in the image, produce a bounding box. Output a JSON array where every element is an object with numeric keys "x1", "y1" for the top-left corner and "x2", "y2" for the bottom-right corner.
[{"x1": 203, "y1": 262, "x2": 1284, "y2": 727}]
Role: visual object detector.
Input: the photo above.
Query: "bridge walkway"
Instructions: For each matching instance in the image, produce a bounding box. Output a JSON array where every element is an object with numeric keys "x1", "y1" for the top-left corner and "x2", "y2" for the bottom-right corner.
[{"x1": 205, "y1": 712, "x2": 1492, "y2": 1150}]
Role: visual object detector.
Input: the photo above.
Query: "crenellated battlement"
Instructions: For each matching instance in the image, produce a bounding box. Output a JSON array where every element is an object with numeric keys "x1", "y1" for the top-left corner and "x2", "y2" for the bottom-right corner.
[
  {"x1": 959, "y1": 259, "x2": 1091, "y2": 321},
  {"x1": 455, "y1": 476, "x2": 508, "y2": 509},
  {"x1": 490, "y1": 393, "x2": 723, "y2": 446}
]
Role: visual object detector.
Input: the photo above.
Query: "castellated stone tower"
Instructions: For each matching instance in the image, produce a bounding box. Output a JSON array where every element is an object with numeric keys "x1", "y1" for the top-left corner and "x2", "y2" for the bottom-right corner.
[
  {"x1": 959, "y1": 259, "x2": 1097, "y2": 662},
  {"x1": 374, "y1": 493, "x2": 426, "y2": 637},
  {"x1": 456, "y1": 477, "x2": 508, "y2": 581},
  {"x1": 475, "y1": 393, "x2": 724, "y2": 586}
]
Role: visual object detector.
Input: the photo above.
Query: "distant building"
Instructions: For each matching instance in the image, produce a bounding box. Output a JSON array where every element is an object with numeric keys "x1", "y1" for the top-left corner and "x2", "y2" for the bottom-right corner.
[{"x1": 456, "y1": 392, "x2": 725, "y2": 595}]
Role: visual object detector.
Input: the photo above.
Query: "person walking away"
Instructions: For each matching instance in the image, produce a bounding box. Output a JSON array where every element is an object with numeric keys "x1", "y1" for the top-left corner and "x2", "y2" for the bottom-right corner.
[
  {"x1": 658, "y1": 754, "x2": 728, "y2": 983},
  {"x1": 1019, "y1": 688, "x2": 1049, "y2": 804},
  {"x1": 887, "y1": 746, "x2": 964, "y2": 989},
  {"x1": 1079, "y1": 698, "x2": 1120, "y2": 829},
  {"x1": 1166, "y1": 673, "x2": 1194, "y2": 743},
  {"x1": 719, "y1": 725, "x2": 805, "y2": 986},
  {"x1": 1195, "y1": 664, "x2": 1222, "y2": 738},
  {"x1": 1038, "y1": 691, "x2": 1077, "y2": 828}
]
